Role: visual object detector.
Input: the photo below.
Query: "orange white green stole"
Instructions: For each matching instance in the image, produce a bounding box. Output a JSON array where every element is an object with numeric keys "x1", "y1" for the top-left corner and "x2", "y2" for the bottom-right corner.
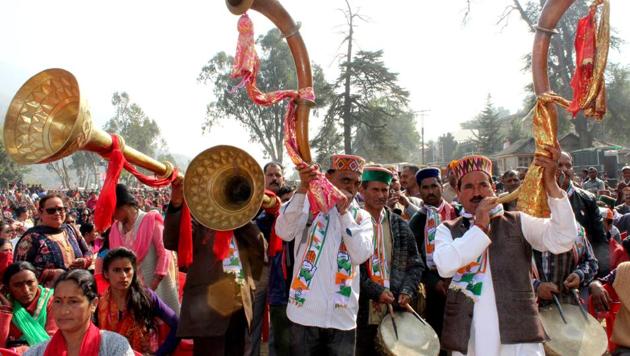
[{"x1": 290, "y1": 207, "x2": 359, "y2": 308}]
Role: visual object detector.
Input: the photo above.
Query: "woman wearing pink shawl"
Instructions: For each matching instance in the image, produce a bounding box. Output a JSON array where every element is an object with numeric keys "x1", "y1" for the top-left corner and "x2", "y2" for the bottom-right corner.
[{"x1": 108, "y1": 184, "x2": 180, "y2": 315}]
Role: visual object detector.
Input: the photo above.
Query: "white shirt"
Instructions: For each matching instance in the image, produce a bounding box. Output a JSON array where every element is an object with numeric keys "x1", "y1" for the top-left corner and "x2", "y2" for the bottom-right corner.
[
  {"x1": 275, "y1": 193, "x2": 373, "y2": 330},
  {"x1": 433, "y1": 192, "x2": 578, "y2": 356}
]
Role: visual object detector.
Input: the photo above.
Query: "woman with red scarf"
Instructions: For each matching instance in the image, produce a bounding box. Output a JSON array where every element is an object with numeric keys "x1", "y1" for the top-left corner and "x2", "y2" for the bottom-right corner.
[
  {"x1": 96, "y1": 248, "x2": 178, "y2": 355},
  {"x1": 24, "y1": 269, "x2": 134, "y2": 356}
]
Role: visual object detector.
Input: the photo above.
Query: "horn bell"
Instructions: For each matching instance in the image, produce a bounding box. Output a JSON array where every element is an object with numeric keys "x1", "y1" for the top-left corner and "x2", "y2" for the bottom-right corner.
[
  {"x1": 3, "y1": 68, "x2": 95, "y2": 164},
  {"x1": 184, "y1": 145, "x2": 265, "y2": 231}
]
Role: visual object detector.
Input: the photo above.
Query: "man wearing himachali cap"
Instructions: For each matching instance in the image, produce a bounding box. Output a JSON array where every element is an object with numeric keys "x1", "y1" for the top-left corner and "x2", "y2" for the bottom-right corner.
[
  {"x1": 275, "y1": 154, "x2": 373, "y2": 355},
  {"x1": 432, "y1": 146, "x2": 578, "y2": 356},
  {"x1": 355, "y1": 165, "x2": 423, "y2": 356}
]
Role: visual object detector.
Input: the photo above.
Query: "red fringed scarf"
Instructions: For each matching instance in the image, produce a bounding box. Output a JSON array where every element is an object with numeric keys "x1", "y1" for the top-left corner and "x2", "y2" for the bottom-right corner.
[
  {"x1": 568, "y1": 6, "x2": 597, "y2": 117},
  {"x1": 231, "y1": 13, "x2": 344, "y2": 216},
  {"x1": 92, "y1": 135, "x2": 193, "y2": 268},
  {"x1": 263, "y1": 189, "x2": 283, "y2": 257},
  {"x1": 43, "y1": 322, "x2": 101, "y2": 356}
]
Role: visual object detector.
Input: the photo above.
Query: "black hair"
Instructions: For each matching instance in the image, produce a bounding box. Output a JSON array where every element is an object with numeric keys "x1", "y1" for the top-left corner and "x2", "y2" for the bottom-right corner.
[
  {"x1": 0, "y1": 238, "x2": 11, "y2": 248},
  {"x1": 54, "y1": 269, "x2": 98, "y2": 302},
  {"x1": 402, "y1": 165, "x2": 420, "y2": 174},
  {"x1": 3, "y1": 261, "x2": 38, "y2": 286},
  {"x1": 263, "y1": 162, "x2": 284, "y2": 173},
  {"x1": 502, "y1": 170, "x2": 519, "y2": 179},
  {"x1": 80, "y1": 223, "x2": 95, "y2": 237},
  {"x1": 100, "y1": 229, "x2": 110, "y2": 251},
  {"x1": 115, "y1": 184, "x2": 137, "y2": 209},
  {"x1": 102, "y1": 247, "x2": 155, "y2": 332},
  {"x1": 39, "y1": 193, "x2": 64, "y2": 210},
  {"x1": 14, "y1": 206, "x2": 28, "y2": 217}
]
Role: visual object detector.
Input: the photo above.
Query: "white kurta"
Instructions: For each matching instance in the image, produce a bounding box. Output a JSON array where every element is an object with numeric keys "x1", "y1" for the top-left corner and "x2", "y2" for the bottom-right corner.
[
  {"x1": 275, "y1": 193, "x2": 373, "y2": 330},
  {"x1": 433, "y1": 192, "x2": 578, "y2": 356}
]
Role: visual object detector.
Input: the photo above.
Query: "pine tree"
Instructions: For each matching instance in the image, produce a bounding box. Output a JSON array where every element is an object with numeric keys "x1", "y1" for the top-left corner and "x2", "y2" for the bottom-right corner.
[{"x1": 469, "y1": 95, "x2": 503, "y2": 155}]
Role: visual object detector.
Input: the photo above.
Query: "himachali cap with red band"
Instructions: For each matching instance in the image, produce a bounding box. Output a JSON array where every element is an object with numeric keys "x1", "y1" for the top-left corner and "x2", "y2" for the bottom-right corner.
[
  {"x1": 452, "y1": 155, "x2": 493, "y2": 183},
  {"x1": 330, "y1": 154, "x2": 366, "y2": 174}
]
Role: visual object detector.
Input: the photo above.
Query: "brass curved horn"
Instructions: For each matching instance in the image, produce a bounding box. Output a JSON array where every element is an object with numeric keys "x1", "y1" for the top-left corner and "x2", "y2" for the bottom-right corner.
[
  {"x1": 497, "y1": 0, "x2": 575, "y2": 209},
  {"x1": 183, "y1": 145, "x2": 277, "y2": 231},
  {"x1": 4, "y1": 68, "x2": 277, "y2": 231},
  {"x1": 226, "y1": 0, "x2": 315, "y2": 162},
  {"x1": 3, "y1": 68, "x2": 178, "y2": 179}
]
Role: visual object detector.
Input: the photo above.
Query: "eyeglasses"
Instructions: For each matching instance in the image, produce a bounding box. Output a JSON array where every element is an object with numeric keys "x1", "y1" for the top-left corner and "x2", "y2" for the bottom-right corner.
[
  {"x1": 44, "y1": 207, "x2": 66, "y2": 215},
  {"x1": 66, "y1": 220, "x2": 76, "y2": 224}
]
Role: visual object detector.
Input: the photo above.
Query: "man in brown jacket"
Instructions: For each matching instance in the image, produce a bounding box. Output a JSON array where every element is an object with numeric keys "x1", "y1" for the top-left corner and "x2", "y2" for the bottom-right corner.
[
  {"x1": 163, "y1": 178, "x2": 267, "y2": 356},
  {"x1": 433, "y1": 146, "x2": 578, "y2": 355}
]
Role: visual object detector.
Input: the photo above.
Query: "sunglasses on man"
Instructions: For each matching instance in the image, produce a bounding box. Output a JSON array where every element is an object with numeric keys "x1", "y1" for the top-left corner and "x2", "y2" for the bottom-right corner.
[{"x1": 44, "y1": 207, "x2": 66, "y2": 215}]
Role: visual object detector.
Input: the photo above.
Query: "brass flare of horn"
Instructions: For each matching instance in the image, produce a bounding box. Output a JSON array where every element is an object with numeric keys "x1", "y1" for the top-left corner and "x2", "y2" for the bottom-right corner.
[
  {"x1": 3, "y1": 68, "x2": 179, "y2": 179},
  {"x1": 3, "y1": 68, "x2": 276, "y2": 231},
  {"x1": 497, "y1": 0, "x2": 576, "y2": 207}
]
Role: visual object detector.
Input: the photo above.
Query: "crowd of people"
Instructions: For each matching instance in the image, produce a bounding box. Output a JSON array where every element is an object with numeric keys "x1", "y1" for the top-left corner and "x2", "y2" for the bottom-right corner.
[{"x1": 0, "y1": 153, "x2": 628, "y2": 355}]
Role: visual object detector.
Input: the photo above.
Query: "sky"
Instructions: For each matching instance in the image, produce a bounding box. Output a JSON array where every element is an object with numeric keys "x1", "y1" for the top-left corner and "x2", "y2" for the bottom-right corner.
[{"x1": 1, "y1": 0, "x2": 629, "y2": 166}]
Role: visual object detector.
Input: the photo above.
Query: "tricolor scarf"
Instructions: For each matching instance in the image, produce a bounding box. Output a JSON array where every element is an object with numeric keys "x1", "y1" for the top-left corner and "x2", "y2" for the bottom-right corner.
[
  {"x1": 424, "y1": 201, "x2": 456, "y2": 270},
  {"x1": 43, "y1": 322, "x2": 101, "y2": 356},
  {"x1": 12, "y1": 286, "x2": 53, "y2": 346},
  {"x1": 222, "y1": 235, "x2": 245, "y2": 286},
  {"x1": 367, "y1": 210, "x2": 389, "y2": 289},
  {"x1": 449, "y1": 204, "x2": 504, "y2": 301},
  {"x1": 289, "y1": 207, "x2": 359, "y2": 308}
]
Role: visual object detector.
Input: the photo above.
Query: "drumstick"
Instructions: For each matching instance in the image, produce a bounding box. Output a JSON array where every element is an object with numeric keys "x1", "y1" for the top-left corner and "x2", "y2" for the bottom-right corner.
[
  {"x1": 552, "y1": 294, "x2": 568, "y2": 324},
  {"x1": 571, "y1": 288, "x2": 589, "y2": 321},
  {"x1": 387, "y1": 304, "x2": 399, "y2": 340},
  {"x1": 404, "y1": 303, "x2": 429, "y2": 326}
]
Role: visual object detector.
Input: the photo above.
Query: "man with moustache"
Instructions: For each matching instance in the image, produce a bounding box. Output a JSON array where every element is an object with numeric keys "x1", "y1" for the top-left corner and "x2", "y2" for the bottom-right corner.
[
  {"x1": 558, "y1": 152, "x2": 611, "y2": 277},
  {"x1": 408, "y1": 167, "x2": 458, "y2": 342},
  {"x1": 616, "y1": 166, "x2": 630, "y2": 205},
  {"x1": 355, "y1": 166, "x2": 423, "y2": 356},
  {"x1": 498, "y1": 170, "x2": 521, "y2": 211},
  {"x1": 433, "y1": 147, "x2": 578, "y2": 355},
  {"x1": 246, "y1": 162, "x2": 286, "y2": 356},
  {"x1": 394, "y1": 165, "x2": 423, "y2": 220},
  {"x1": 275, "y1": 154, "x2": 373, "y2": 355}
]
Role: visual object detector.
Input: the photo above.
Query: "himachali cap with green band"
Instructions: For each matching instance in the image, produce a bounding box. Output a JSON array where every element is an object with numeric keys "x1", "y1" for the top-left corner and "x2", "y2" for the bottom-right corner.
[{"x1": 362, "y1": 166, "x2": 394, "y2": 185}]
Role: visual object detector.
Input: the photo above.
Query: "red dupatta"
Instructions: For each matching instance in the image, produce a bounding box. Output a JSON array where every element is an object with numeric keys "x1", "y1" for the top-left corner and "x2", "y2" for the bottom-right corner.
[{"x1": 43, "y1": 322, "x2": 101, "y2": 356}]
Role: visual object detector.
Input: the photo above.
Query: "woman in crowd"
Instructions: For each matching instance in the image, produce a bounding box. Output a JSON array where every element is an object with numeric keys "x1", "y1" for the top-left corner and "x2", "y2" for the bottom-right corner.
[
  {"x1": 25, "y1": 269, "x2": 134, "y2": 356},
  {"x1": 14, "y1": 194, "x2": 92, "y2": 287},
  {"x1": 0, "y1": 262, "x2": 56, "y2": 352},
  {"x1": 97, "y1": 247, "x2": 178, "y2": 355},
  {"x1": 0, "y1": 239, "x2": 13, "y2": 288},
  {"x1": 108, "y1": 184, "x2": 179, "y2": 314},
  {"x1": 79, "y1": 223, "x2": 102, "y2": 256}
]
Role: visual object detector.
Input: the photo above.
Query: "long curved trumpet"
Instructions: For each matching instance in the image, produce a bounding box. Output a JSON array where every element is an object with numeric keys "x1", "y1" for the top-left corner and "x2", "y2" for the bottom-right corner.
[
  {"x1": 3, "y1": 68, "x2": 178, "y2": 179},
  {"x1": 4, "y1": 68, "x2": 276, "y2": 230},
  {"x1": 226, "y1": 0, "x2": 315, "y2": 162}
]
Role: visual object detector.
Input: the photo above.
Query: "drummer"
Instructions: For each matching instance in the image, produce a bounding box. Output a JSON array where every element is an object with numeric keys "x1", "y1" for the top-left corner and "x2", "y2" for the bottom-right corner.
[
  {"x1": 432, "y1": 147, "x2": 578, "y2": 355},
  {"x1": 356, "y1": 166, "x2": 424, "y2": 356},
  {"x1": 532, "y1": 224, "x2": 599, "y2": 305}
]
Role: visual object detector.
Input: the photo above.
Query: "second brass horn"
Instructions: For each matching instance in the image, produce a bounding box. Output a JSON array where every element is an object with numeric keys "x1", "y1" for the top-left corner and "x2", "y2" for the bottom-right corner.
[
  {"x1": 183, "y1": 145, "x2": 277, "y2": 231},
  {"x1": 3, "y1": 68, "x2": 177, "y2": 179}
]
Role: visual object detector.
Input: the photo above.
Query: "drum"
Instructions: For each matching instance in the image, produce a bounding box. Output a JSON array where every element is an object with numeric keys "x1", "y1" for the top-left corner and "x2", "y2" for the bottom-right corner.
[
  {"x1": 539, "y1": 303, "x2": 608, "y2": 356},
  {"x1": 377, "y1": 311, "x2": 440, "y2": 356}
]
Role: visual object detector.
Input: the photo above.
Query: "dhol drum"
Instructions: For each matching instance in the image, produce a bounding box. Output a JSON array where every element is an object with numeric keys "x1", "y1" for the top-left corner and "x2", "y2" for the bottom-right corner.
[
  {"x1": 377, "y1": 311, "x2": 439, "y2": 356},
  {"x1": 540, "y1": 303, "x2": 608, "y2": 356}
]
